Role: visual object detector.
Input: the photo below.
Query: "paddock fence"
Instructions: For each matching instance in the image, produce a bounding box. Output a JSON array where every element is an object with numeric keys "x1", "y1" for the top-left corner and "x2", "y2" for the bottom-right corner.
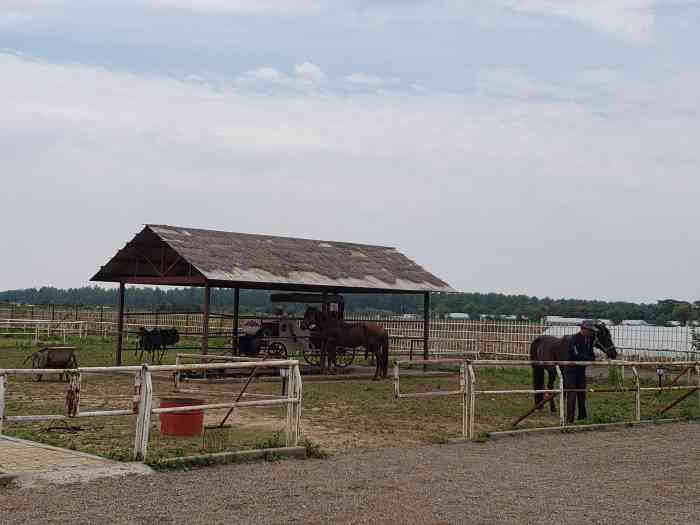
[
  {"x1": 394, "y1": 359, "x2": 700, "y2": 440},
  {"x1": 0, "y1": 358, "x2": 303, "y2": 462},
  {"x1": 1, "y1": 305, "x2": 698, "y2": 362}
]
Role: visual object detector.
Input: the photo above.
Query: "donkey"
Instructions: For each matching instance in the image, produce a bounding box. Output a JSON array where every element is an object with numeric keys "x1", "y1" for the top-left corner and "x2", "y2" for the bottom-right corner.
[{"x1": 24, "y1": 347, "x2": 79, "y2": 382}]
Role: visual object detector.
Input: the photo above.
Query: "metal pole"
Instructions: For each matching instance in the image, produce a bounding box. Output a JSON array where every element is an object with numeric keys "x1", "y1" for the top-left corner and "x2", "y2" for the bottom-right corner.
[
  {"x1": 116, "y1": 282, "x2": 125, "y2": 366},
  {"x1": 201, "y1": 284, "x2": 210, "y2": 356},
  {"x1": 233, "y1": 287, "x2": 240, "y2": 355}
]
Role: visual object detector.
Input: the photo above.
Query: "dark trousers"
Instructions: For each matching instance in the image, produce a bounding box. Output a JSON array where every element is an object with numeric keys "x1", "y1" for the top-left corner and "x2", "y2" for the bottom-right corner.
[{"x1": 564, "y1": 366, "x2": 587, "y2": 423}]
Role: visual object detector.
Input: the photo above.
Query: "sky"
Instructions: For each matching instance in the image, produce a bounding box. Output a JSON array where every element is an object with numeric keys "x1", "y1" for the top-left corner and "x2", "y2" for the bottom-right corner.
[{"x1": 1, "y1": 1, "x2": 699, "y2": 303}]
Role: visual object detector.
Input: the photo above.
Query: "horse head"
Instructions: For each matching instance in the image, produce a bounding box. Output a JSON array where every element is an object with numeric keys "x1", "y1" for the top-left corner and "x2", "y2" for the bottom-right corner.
[
  {"x1": 301, "y1": 307, "x2": 322, "y2": 330},
  {"x1": 594, "y1": 322, "x2": 617, "y2": 359}
]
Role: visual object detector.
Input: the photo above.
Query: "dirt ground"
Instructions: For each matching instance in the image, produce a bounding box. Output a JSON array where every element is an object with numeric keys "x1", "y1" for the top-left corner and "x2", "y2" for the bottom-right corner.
[{"x1": 3, "y1": 422, "x2": 699, "y2": 525}]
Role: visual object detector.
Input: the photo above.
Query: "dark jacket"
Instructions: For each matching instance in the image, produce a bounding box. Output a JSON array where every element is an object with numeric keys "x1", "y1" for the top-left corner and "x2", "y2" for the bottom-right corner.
[{"x1": 568, "y1": 333, "x2": 595, "y2": 361}]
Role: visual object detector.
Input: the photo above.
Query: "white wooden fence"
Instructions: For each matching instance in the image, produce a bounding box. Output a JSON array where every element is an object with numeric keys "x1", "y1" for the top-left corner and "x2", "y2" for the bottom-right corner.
[
  {"x1": 0, "y1": 319, "x2": 86, "y2": 342},
  {"x1": 394, "y1": 359, "x2": 700, "y2": 440},
  {"x1": 0, "y1": 359, "x2": 303, "y2": 461}
]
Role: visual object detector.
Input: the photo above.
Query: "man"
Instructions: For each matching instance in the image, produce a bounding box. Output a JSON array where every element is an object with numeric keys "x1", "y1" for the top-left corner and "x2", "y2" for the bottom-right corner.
[{"x1": 566, "y1": 319, "x2": 598, "y2": 422}]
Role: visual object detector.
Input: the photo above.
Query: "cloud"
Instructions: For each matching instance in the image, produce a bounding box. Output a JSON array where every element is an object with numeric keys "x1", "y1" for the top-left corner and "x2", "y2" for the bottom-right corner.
[
  {"x1": 499, "y1": 0, "x2": 657, "y2": 44},
  {"x1": 1, "y1": 53, "x2": 700, "y2": 302},
  {"x1": 345, "y1": 72, "x2": 401, "y2": 88},
  {"x1": 234, "y1": 63, "x2": 326, "y2": 91}
]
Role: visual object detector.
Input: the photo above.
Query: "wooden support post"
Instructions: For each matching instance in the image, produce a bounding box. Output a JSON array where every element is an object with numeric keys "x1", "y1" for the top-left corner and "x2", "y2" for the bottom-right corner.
[
  {"x1": 556, "y1": 365, "x2": 565, "y2": 427},
  {"x1": 116, "y1": 282, "x2": 125, "y2": 366},
  {"x1": 233, "y1": 287, "x2": 240, "y2": 355},
  {"x1": 632, "y1": 367, "x2": 640, "y2": 421},
  {"x1": 201, "y1": 284, "x2": 211, "y2": 357},
  {"x1": 66, "y1": 371, "x2": 81, "y2": 418},
  {"x1": 658, "y1": 387, "x2": 699, "y2": 415},
  {"x1": 134, "y1": 366, "x2": 153, "y2": 461},
  {"x1": 0, "y1": 373, "x2": 5, "y2": 435}
]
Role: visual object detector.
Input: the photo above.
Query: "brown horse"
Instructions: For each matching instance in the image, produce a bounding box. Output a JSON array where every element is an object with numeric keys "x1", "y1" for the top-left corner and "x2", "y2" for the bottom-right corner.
[
  {"x1": 530, "y1": 321, "x2": 617, "y2": 420},
  {"x1": 301, "y1": 307, "x2": 389, "y2": 379}
]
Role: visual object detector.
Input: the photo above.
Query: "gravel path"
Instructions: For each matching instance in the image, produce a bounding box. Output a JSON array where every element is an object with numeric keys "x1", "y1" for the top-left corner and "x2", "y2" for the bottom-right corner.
[{"x1": 2, "y1": 422, "x2": 699, "y2": 524}]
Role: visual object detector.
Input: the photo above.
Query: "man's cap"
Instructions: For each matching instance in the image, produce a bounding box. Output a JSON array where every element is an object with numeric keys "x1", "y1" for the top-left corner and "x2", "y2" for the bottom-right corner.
[{"x1": 580, "y1": 319, "x2": 599, "y2": 332}]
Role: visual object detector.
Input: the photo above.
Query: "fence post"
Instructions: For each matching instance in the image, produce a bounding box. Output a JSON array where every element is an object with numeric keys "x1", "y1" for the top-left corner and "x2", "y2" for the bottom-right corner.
[
  {"x1": 134, "y1": 366, "x2": 153, "y2": 461},
  {"x1": 285, "y1": 365, "x2": 302, "y2": 446},
  {"x1": 0, "y1": 373, "x2": 5, "y2": 435},
  {"x1": 174, "y1": 355, "x2": 181, "y2": 392},
  {"x1": 632, "y1": 367, "x2": 640, "y2": 422},
  {"x1": 66, "y1": 371, "x2": 81, "y2": 418},
  {"x1": 393, "y1": 362, "x2": 400, "y2": 399},
  {"x1": 696, "y1": 364, "x2": 700, "y2": 411},
  {"x1": 460, "y1": 361, "x2": 468, "y2": 438},
  {"x1": 556, "y1": 365, "x2": 565, "y2": 427},
  {"x1": 293, "y1": 364, "x2": 303, "y2": 445},
  {"x1": 467, "y1": 363, "x2": 476, "y2": 440}
]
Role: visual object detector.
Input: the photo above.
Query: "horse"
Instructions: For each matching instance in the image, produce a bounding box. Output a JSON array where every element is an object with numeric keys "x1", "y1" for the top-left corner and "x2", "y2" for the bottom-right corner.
[
  {"x1": 136, "y1": 327, "x2": 180, "y2": 363},
  {"x1": 301, "y1": 307, "x2": 390, "y2": 379},
  {"x1": 530, "y1": 321, "x2": 617, "y2": 419}
]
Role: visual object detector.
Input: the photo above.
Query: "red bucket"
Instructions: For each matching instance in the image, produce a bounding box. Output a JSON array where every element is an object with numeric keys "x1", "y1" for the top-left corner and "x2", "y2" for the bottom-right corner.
[{"x1": 159, "y1": 398, "x2": 206, "y2": 437}]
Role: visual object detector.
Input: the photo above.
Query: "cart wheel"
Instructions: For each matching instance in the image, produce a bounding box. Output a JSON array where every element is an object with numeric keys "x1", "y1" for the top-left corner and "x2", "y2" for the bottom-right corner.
[
  {"x1": 302, "y1": 346, "x2": 322, "y2": 366},
  {"x1": 266, "y1": 342, "x2": 288, "y2": 359},
  {"x1": 334, "y1": 346, "x2": 356, "y2": 368}
]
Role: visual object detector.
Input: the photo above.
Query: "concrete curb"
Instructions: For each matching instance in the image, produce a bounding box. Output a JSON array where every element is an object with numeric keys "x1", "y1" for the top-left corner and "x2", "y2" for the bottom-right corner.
[
  {"x1": 153, "y1": 446, "x2": 307, "y2": 466},
  {"x1": 447, "y1": 418, "x2": 691, "y2": 444}
]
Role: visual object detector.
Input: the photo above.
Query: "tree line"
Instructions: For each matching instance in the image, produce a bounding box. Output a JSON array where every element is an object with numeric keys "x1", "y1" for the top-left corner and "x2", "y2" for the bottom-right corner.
[{"x1": 1, "y1": 286, "x2": 698, "y2": 324}]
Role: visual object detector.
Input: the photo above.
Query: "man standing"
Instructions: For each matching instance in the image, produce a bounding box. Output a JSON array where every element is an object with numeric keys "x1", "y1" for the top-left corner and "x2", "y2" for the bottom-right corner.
[{"x1": 566, "y1": 320, "x2": 598, "y2": 422}]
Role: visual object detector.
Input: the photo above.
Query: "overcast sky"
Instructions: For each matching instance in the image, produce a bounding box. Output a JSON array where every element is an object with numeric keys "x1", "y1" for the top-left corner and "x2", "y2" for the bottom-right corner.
[{"x1": 1, "y1": 1, "x2": 699, "y2": 303}]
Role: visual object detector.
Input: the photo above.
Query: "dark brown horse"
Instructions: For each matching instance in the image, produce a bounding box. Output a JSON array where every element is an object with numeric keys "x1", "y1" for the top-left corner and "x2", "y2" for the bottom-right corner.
[
  {"x1": 530, "y1": 322, "x2": 617, "y2": 417},
  {"x1": 301, "y1": 307, "x2": 389, "y2": 379}
]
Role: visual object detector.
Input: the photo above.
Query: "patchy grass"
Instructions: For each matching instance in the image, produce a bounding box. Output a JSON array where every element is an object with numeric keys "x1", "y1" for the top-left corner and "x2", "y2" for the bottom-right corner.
[{"x1": 2, "y1": 336, "x2": 699, "y2": 462}]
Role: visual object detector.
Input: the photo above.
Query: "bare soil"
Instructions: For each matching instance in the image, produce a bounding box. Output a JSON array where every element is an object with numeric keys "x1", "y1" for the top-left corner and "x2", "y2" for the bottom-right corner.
[{"x1": 2, "y1": 422, "x2": 699, "y2": 524}]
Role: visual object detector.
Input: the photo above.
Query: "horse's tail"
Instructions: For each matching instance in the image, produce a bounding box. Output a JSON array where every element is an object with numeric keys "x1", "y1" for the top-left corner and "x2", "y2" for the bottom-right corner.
[{"x1": 530, "y1": 337, "x2": 544, "y2": 405}]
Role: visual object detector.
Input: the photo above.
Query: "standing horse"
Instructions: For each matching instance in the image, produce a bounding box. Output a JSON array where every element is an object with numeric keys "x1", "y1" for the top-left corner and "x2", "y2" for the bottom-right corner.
[
  {"x1": 530, "y1": 322, "x2": 617, "y2": 420},
  {"x1": 301, "y1": 307, "x2": 390, "y2": 379}
]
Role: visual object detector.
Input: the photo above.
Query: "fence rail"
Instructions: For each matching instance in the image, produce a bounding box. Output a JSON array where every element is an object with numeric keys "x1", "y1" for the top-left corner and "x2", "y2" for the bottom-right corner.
[
  {"x1": 0, "y1": 359, "x2": 303, "y2": 461},
  {"x1": 394, "y1": 359, "x2": 700, "y2": 440}
]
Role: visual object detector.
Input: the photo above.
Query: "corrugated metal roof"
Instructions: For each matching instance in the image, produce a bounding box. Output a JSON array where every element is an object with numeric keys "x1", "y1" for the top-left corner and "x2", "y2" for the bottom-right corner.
[{"x1": 92, "y1": 224, "x2": 456, "y2": 294}]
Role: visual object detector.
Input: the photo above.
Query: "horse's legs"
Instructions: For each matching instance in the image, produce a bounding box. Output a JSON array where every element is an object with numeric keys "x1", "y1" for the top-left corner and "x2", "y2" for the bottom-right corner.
[
  {"x1": 372, "y1": 344, "x2": 380, "y2": 380},
  {"x1": 546, "y1": 367, "x2": 557, "y2": 413}
]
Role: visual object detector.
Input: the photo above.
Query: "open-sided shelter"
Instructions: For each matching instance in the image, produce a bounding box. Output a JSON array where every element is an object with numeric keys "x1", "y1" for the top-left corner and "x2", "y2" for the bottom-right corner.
[{"x1": 91, "y1": 224, "x2": 456, "y2": 364}]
